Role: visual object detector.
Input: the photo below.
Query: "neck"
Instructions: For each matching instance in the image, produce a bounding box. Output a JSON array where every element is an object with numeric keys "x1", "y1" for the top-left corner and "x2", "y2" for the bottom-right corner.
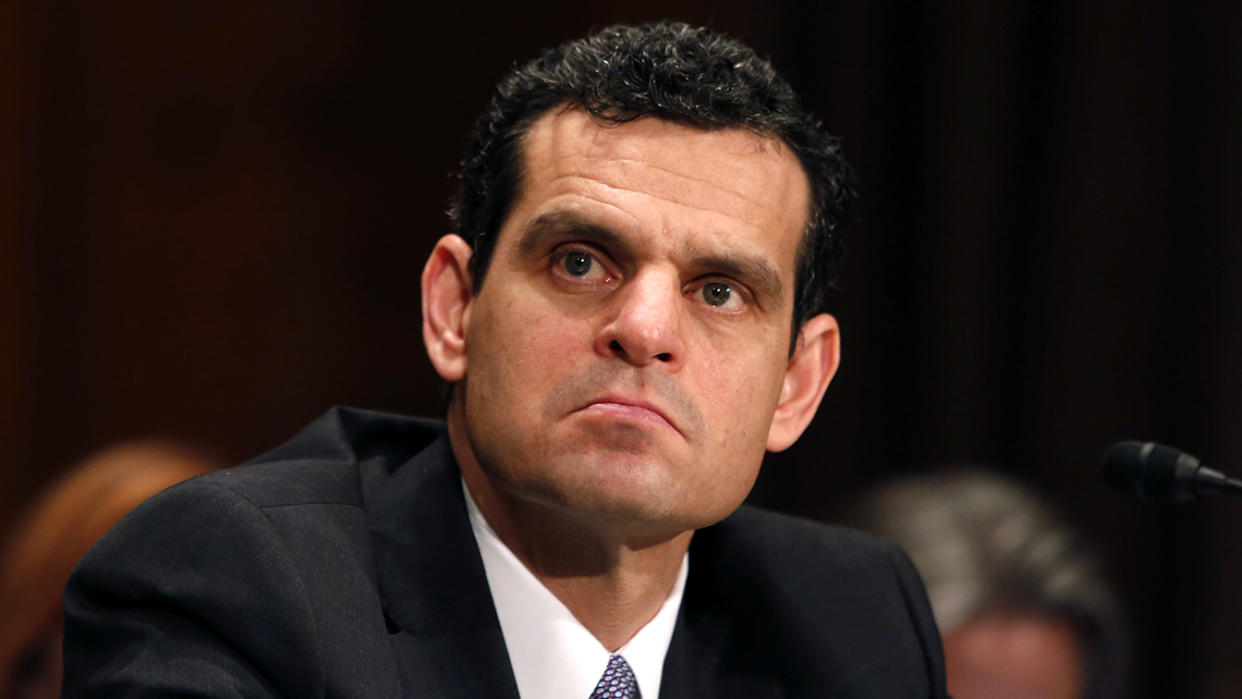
[{"x1": 450, "y1": 407, "x2": 692, "y2": 652}]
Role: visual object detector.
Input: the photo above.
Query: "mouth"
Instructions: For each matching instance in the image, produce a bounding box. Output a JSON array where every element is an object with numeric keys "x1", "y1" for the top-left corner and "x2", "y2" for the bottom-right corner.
[{"x1": 573, "y1": 396, "x2": 683, "y2": 437}]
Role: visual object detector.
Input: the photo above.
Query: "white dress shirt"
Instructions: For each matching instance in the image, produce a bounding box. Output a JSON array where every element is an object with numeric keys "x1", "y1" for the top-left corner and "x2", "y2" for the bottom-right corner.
[{"x1": 463, "y1": 481, "x2": 688, "y2": 699}]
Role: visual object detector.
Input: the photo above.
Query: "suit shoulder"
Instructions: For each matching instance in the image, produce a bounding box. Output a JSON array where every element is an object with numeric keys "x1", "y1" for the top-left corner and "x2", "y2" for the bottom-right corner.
[
  {"x1": 694, "y1": 505, "x2": 930, "y2": 639},
  {"x1": 183, "y1": 460, "x2": 363, "y2": 511},
  {"x1": 712, "y1": 504, "x2": 905, "y2": 568},
  {"x1": 175, "y1": 406, "x2": 446, "y2": 509},
  {"x1": 690, "y1": 505, "x2": 948, "y2": 696}
]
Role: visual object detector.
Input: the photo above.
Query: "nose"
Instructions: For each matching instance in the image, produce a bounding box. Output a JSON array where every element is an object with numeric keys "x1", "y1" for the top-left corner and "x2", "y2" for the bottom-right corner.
[{"x1": 595, "y1": 269, "x2": 685, "y2": 370}]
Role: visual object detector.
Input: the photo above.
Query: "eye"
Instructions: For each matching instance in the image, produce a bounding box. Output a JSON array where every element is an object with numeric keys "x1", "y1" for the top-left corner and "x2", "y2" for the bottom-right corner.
[
  {"x1": 564, "y1": 251, "x2": 592, "y2": 276},
  {"x1": 556, "y1": 249, "x2": 609, "y2": 282},
  {"x1": 698, "y1": 281, "x2": 745, "y2": 310}
]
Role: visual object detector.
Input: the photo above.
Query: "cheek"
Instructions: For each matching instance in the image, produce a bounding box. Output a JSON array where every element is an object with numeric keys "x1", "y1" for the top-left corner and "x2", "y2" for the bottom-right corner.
[
  {"x1": 471, "y1": 298, "x2": 592, "y2": 399},
  {"x1": 689, "y1": 349, "x2": 786, "y2": 495},
  {"x1": 694, "y1": 347, "x2": 786, "y2": 425}
]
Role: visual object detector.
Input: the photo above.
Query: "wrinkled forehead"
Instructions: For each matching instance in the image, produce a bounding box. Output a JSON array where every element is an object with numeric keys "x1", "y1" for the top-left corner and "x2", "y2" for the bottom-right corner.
[{"x1": 512, "y1": 106, "x2": 813, "y2": 255}]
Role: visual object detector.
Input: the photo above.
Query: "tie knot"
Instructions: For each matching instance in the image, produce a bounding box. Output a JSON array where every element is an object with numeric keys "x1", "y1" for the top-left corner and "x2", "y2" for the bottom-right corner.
[{"x1": 590, "y1": 654, "x2": 640, "y2": 699}]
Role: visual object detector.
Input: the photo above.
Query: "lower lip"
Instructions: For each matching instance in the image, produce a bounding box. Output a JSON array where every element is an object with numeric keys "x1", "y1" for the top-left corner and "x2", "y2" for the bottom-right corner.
[{"x1": 576, "y1": 402, "x2": 677, "y2": 433}]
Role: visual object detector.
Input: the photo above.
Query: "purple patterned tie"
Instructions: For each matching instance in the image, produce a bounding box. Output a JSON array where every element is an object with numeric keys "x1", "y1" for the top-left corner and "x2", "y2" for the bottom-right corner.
[{"x1": 590, "y1": 654, "x2": 640, "y2": 698}]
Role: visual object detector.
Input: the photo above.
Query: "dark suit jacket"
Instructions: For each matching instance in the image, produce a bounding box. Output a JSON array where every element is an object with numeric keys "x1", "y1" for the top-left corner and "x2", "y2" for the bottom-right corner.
[{"x1": 63, "y1": 407, "x2": 946, "y2": 698}]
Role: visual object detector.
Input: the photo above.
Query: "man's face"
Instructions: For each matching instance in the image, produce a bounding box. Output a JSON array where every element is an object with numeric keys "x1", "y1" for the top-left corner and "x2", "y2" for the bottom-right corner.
[{"x1": 450, "y1": 107, "x2": 816, "y2": 533}]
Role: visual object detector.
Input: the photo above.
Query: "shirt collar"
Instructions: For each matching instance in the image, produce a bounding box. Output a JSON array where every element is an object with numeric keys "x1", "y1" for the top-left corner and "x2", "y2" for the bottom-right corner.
[{"x1": 463, "y1": 479, "x2": 688, "y2": 699}]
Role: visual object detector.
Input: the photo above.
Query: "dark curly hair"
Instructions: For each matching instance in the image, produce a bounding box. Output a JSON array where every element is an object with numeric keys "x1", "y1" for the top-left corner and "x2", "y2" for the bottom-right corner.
[{"x1": 452, "y1": 21, "x2": 857, "y2": 340}]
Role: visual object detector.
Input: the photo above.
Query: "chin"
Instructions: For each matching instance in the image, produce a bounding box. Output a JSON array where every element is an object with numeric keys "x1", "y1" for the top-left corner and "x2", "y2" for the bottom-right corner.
[
  {"x1": 538, "y1": 459, "x2": 683, "y2": 523},
  {"x1": 568, "y1": 479, "x2": 741, "y2": 535}
]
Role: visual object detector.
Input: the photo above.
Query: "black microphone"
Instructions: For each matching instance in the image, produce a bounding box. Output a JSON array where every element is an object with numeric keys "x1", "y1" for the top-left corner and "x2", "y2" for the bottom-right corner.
[{"x1": 1100, "y1": 441, "x2": 1242, "y2": 502}]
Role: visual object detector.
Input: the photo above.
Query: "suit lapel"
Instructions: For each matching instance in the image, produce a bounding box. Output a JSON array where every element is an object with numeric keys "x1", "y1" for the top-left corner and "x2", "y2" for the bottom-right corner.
[
  {"x1": 355, "y1": 421, "x2": 787, "y2": 699},
  {"x1": 660, "y1": 522, "x2": 785, "y2": 699},
  {"x1": 362, "y1": 430, "x2": 520, "y2": 698}
]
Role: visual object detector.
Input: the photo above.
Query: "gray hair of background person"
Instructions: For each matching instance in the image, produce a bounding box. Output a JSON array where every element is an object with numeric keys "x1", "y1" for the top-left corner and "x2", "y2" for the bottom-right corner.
[{"x1": 843, "y1": 469, "x2": 1128, "y2": 699}]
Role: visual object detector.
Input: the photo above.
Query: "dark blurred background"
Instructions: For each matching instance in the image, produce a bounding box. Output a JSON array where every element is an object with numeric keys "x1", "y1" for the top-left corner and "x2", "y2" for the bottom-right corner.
[{"x1": 4, "y1": 1, "x2": 1240, "y2": 696}]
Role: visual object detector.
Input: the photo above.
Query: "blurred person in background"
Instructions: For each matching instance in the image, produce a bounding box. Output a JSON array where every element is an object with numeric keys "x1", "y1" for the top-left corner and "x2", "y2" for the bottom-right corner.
[
  {"x1": 844, "y1": 469, "x2": 1128, "y2": 699},
  {"x1": 0, "y1": 441, "x2": 219, "y2": 698}
]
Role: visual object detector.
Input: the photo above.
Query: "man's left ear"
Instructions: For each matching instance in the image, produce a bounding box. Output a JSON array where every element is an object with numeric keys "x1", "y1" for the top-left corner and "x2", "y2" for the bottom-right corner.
[{"x1": 766, "y1": 313, "x2": 841, "y2": 452}]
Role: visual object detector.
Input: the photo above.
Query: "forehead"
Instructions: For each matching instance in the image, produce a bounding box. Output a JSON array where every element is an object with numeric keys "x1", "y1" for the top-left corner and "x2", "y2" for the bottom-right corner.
[{"x1": 506, "y1": 107, "x2": 812, "y2": 277}]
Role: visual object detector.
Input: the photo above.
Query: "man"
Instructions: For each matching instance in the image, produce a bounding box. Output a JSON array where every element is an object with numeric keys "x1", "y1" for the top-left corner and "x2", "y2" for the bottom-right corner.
[{"x1": 63, "y1": 22, "x2": 947, "y2": 698}]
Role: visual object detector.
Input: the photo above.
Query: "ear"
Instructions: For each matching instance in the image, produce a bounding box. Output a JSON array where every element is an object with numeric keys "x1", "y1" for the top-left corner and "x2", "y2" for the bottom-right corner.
[
  {"x1": 421, "y1": 234, "x2": 475, "y2": 382},
  {"x1": 766, "y1": 313, "x2": 841, "y2": 452}
]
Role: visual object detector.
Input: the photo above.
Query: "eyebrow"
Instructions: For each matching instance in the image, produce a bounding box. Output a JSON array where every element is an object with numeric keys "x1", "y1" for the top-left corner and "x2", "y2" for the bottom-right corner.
[
  {"x1": 516, "y1": 210, "x2": 628, "y2": 260},
  {"x1": 516, "y1": 210, "x2": 785, "y2": 305},
  {"x1": 683, "y1": 248, "x2": 784, "y2": 306}
]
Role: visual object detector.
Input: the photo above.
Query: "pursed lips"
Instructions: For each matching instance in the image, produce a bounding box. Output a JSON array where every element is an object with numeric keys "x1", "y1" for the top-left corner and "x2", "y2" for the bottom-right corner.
[{"x1": 573, "y1": 396, "x2": 683, "y2": 437}]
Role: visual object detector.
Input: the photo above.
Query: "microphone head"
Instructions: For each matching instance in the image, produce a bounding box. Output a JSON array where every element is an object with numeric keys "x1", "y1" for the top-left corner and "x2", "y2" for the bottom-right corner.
[{"x1": 1100, "y1": 441, "x2": 1203, "y2": 502}]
